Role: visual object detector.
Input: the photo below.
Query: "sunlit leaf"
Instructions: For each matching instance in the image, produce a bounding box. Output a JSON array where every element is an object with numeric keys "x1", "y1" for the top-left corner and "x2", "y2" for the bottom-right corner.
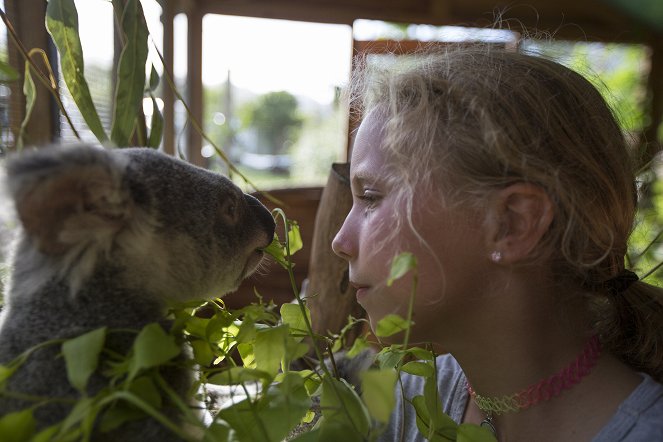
[
  {"x1": 287, "y1": 221, "x2": 303, "y2": 254},
  {"x1": 360, "y1": 369, "x2": 397, "y2": 423},
  {"x1": 46, "y1": 0, "x2": 107, "y2": 142},
  {"x1": 111, "y1": 0, "x2": 149, "y2": 146},
  {"x1": 375, "y1": 313, "x2": 412, "y2": 338},
  {"x1": 263, "y1": 234, "x2": 289, "y2": 269},
  {"x1": 387, "y1": 252, "x2": 417, "y2": 286},
  {"x1": 0, "y1": 409, "x2": 36, "y2": 442},
  {"x1": 280, "y1": 303, "x2": 310, "y2": 334},
  {"x1": 62, "y1": 327, "x2": 106, "y2": 392},
  {"x1": 253, "y1": 325, "x2": 288, "y2": 377}
]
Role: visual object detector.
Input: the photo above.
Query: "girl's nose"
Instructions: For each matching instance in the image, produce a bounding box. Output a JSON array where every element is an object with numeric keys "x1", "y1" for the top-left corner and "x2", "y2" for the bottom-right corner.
[{"x1": 332, "y1": 221, "x2": 354, "y2": 261}]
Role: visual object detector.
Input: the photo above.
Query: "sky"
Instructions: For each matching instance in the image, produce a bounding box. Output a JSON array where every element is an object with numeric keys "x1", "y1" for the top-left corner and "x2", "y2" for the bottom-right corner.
[{"x1": 75, "y1": 0, "x2": 353, "y2": 105}]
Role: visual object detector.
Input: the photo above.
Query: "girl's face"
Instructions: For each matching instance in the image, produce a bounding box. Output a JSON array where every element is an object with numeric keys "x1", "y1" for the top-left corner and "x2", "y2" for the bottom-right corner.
[{"x1": 332, "y1": 111, "x2": 490, "y2": 344}]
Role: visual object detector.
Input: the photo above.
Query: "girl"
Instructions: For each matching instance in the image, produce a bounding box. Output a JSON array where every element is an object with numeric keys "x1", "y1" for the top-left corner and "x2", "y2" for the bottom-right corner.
[{"x1": 332, "y1": 47, "x2": 663, "y2": 441}]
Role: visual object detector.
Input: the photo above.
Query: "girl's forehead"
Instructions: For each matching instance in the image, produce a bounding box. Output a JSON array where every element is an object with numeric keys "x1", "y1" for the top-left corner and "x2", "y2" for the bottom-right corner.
[{"x1": 350, "y1": 113, "x2": 388, "y2": 180}]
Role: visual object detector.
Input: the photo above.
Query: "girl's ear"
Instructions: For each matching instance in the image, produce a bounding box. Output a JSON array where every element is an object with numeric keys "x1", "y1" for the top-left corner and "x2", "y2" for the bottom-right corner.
[{"x1": 486, "y1": 183, "x2": 554, "y2": 264}]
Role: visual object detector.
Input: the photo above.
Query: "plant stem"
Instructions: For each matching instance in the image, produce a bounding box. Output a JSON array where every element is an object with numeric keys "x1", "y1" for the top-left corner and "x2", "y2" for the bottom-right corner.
[{"x1": 0, "y1": 8, "x2": 81, "y2": 139}]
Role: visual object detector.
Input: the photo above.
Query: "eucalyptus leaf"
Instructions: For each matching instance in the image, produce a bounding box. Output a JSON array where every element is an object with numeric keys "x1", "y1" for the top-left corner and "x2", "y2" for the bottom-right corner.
[
  {"x1": 0, "y1": 59, "x2": 19, "y2": 82},
  {"x1": 148, "y1": 64, "x2": 160, "y2": 92},
  {"x1": 111, "y1": 0, "x2": 149, "y2": 146},
  {"x1": 62, "y1": 327, "x2": 107, "y2": 392},
  {"x1": 280, "y1": 303, "x2": 310, "y2": 334},
  {"x1": 320, "y1": 377, "x2": 370, "y2": 438},
  {"x1": 360, "y1": 368, "x2": 397, "y2": 423},
  {"x1": 128, "y1": 323, "x2": 181, "y2": 380},
  {"x1": 287, "y1": 221, "x2": 303, "y2": 254},
  {"x1": 17, "y1": 61, "x2": 36, "y2": 150},
  {"x1": 253, "y1": 325, "x2": 288, "y2": 377},
  {"x1": 401, "y1": 360, "x2": 434, "y2": 377},
  {"x1": 387, "y1": 252, "x2": 417, "y2": 286},
  {"x1": 46, "y1": 0, "x2": 107, "y2": 142},
  {"x1": 412, "y1": 395, "x2": 457, "y2": 441},
  {"x1": 375, "y1": 313, "x2": 412, "y2": 338},
  {"x1": 207, "y1": 366, "x2": 271, "y2": 385},
  {"x1": 0, "y1": 409, "x2": 36, "y2": 442},
  {"x1": 147, "y1": 94, "x2": 163, "y2": 148}
]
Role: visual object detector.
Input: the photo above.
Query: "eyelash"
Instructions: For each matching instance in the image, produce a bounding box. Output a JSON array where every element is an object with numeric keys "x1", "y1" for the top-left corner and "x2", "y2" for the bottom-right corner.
[{"x1": 356, "y1": 189, "x2": 381, "y2": 208}]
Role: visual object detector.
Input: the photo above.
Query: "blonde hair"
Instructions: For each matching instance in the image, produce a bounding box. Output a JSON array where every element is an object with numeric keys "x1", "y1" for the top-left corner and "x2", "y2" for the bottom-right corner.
[{"x1": 351, "y1": 46, "x2": 663, "y2": 381}]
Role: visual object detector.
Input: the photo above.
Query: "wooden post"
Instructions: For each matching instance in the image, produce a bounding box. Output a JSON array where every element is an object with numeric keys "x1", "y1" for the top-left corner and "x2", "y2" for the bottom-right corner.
[
  {"x1": 161, "y1": 0, "x2": 175, "y2": 155},
  {"x1": 644, "y1": 37, "x2": 663, "y2": 163},
  {"x1": 186, "y1": 3, "x2": 204, "y2": 166},
  {"x1": 5, "y1": 0, "x2": 56, "y2": 148}
]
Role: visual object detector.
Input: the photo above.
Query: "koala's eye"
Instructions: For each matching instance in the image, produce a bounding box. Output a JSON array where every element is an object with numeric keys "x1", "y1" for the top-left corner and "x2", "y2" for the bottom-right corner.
[{"x1": 220, "y1": 196, "x2": 240, "y2": 225}]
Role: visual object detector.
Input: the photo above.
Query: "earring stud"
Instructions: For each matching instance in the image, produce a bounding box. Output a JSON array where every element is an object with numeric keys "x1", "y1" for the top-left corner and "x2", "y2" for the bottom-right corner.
[{"x1": 490, "y1": 251, "x2": 502, "y2": 262}]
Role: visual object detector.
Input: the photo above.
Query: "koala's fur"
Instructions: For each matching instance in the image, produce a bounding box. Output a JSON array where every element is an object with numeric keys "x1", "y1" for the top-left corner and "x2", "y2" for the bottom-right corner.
[{"x1": 0, "y1": 145, "x2": 275, "y2": 440}]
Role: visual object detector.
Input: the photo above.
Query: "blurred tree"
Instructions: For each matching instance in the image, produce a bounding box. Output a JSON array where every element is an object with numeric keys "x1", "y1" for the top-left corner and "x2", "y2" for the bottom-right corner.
[{"x1": 247, "y1": 91, "x2": 302, "y2": 155}]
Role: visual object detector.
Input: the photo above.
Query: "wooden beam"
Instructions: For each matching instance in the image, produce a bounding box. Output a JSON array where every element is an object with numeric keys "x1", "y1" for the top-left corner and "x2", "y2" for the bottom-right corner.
[
  {"x1": 161, "y1": 0, "x2": 175, "y2": 155},
  {"x1": 186, "y1": 3, "x2": 205, "y2": 166},
  {"x1": 5, "y1": 0, "x2": 56, "y2": 148}
]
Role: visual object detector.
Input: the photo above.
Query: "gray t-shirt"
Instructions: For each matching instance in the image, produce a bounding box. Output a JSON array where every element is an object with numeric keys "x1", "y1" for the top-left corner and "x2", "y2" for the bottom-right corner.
[{"x1": 378, "y1": 355, "x2": 663, "y2": 441}]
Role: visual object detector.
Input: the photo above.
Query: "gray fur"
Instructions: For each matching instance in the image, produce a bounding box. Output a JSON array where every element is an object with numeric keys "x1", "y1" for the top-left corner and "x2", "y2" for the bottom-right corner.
[{"x1": 0, "y1": 145, "x2": 275, "y2": 440}]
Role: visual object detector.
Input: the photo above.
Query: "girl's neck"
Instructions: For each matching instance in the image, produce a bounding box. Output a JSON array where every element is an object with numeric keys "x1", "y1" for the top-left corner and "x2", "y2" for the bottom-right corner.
[{"x1": 449, "y1": 281, "x2": 640, "y2": 441}]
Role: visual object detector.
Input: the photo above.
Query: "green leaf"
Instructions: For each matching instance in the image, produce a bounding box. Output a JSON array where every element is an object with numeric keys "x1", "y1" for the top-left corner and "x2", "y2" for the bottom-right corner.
[
  {"x1": 0, "y1": 363, "x2": 18, "y2": 388},
  {"x1": 253, "y1": 325, "x2": 288, "y2": 377},
  {"x1": 128, "y1": 323, "x2": 181, "y2": 379},
  {"x1": 401, "y1": 361, "x2": 434, "y2": 377},
  {"x1": 207, "y1": 366, "x2": 271, "y2": 385},
  {"x1": 111, "y1": 0, "x2": 149, "y2": 146},
  {"x1": 346, "y1": 336, "x2": 368, "y2": 358},
  {"x1": 412, "y1": 395, "x2": 457, "y2": 441},
  {"x1": 17, "y1": 61, "x2": 36, "y2": 150},
  {"x1": 376, "y1": 346, "x2": 406, "y2": 370},
  {"x1": 147, "y1": 94, "x2": 163, "y2": 148},
  {"x1": 407, "y1": 347, "x2": 435, "y2": 361},
  {"x1": 0, "y1": 409, "x2": 36, "y2": 442},
  {"x1": 147, "y1": 64, "x2": 160, "y2": 92},
  {"x1": 280, "y1": 303, "x2": 310, "y2": 334},
  {"x1": 46, "y1": 0, "x2": 107, "y2": 142},
  {"x1": 375, "y1": 313, "x2": 412, "y2": 338},
  {"x1": 287, "y1": 221, "x2": 303, "y2": 255},
  {"x1": 320, "y1": 377, "x2": 370, "y2": 438},
  {"x1": 457, "y1": 423, "x2": 498, "y2": 442},
  {"x1": 0, "y1": 59, "x2": 18, "y2": 82},
  {"x1": 263, "y1": 234, "x2": 289, "y2": 269},
  {"x1": 360, "y1": 369, "x2": 397, "y2": 423},
  {"x1": 31, "y1": 425, "x2": 61, "y2": 442},
  {"x1": 62, "y1": 327, "x2": 106, "y2": 392},
  {"x1": 191, "y1": 339, "x2": 215, "y2": 365},
  {"x1": 387, "y1": 252, "x2": 417, "y2": 286}
]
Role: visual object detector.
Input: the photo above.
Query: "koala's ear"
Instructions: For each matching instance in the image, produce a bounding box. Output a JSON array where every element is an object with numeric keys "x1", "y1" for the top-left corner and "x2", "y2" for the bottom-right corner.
[{"x1": 7, "y1": 146, "x2": 132, "y2": 256}]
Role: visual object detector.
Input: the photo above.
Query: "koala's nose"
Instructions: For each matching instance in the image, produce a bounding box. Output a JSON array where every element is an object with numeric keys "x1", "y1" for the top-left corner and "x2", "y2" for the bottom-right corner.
[{"x1": 245, "y1": 194, "x2": 276, "y2": 243}]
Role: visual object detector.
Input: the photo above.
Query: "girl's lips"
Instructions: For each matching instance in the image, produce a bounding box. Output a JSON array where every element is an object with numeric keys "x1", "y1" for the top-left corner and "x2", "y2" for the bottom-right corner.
[{"x1": 351, "y1": 282, "x2": 370, "y2": 299}]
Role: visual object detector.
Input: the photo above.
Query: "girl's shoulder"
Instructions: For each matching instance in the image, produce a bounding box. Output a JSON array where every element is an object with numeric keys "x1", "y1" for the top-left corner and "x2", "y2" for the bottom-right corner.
[{"x1": 593, "y1": 373, "x2": 663, "y2": 441}]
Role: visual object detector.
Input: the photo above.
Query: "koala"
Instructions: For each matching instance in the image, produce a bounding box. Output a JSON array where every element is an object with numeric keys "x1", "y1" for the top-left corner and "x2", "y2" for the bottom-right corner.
[{"x1": 0, "y1": 144, "x2": 275, "y2": 440}]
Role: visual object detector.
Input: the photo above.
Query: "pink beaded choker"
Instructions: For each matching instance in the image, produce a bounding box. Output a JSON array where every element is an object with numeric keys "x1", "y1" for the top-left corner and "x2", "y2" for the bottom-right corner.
[{"x1": 466, "y1": 336, "x2": 601, "y2": 434}]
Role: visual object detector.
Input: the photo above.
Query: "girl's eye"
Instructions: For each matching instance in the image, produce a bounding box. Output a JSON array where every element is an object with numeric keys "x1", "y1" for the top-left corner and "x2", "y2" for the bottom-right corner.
[{"x1": 357, "y1": 189, "x2": 382, "y2": 207}]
